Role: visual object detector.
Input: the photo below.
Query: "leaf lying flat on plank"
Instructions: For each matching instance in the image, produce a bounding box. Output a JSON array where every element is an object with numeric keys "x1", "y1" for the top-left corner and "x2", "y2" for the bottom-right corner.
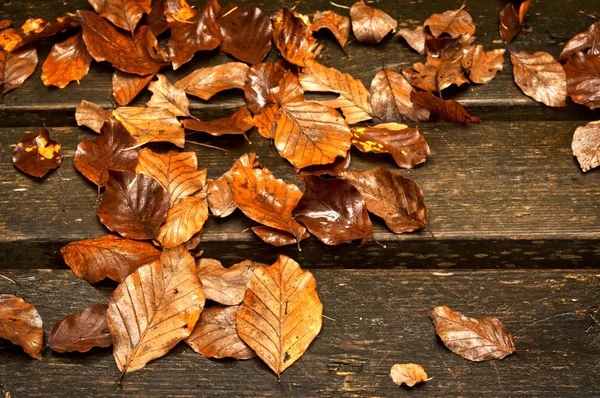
[
  {"x1": 12, "y1": 127, "x2": 61, "y2": 178},
  {"x1": 462, "y1": 45, "x2": 505, "y2": 84},
  {"x1": 390, "y1": 363, "x2": 428, "y2": 387},
  {"x1": 272, "y1": 8, "x2": 319, "y2": 67},
  {"x1": 88, "y1": 0, "x2": 151, "y2": 32},
  {"x1": 147, "y1": 74, "x2": 191, "y2": 117},
  {"x1": 113, "y1": 107, "x2": 186, "y2": 148},
  {"x1": 182, "y1": 107, "x2": 254, "y2": 137},
  {"x1": 410, "y1": 91, "x2": 480, "y2": 123},
  {"x1": 370, "y1": 69, "x2": 430, "y2": 123},
  {"x1": 195, "y1": 258, "x2": 262, "y2": 305},
  {"x1": 48, "y1": 304, "x2": 112, "y2": 353},
  {"x1": 424, "y1": 3, "x2": 475, "y2": 38},
  {"x1": 0, "y1": 13, "x2": 78, "y2": 52},
  {"x1": 175, "y1": 62, "x2": 249, "y2": 100},
  {"x1": 572, "y1": 121, "x2": 600, "y2": 172},
  {"x1": 218, "y1": 4, "x2": 272, "y2": 65},
  {"x1": 75, "y1": 100, "x2": 112, "y2": 133},
  {"x1": 510, "y1": 51, "x2": 567, "y2": 107},
  {"x1": 350, "y1": 0, "x2": 397, "y2": 44},
  {"x1": 251, "y1": 226, "x2": 310, "y2": 247},
  {"x1": 41, "y1": 32, "x2": 91, "y2": 89},
  {"x1": 156, "y1": 195, "x2": 209, "y2": 249},
  {"x1": 563, "y1": 52, "x2": 600, "y2": 110},
  {"x1": 397, "y1": 26, "x2": 427, "y2": 54},
  {"x1": 0, "y1": 294, "x2": 43, "y2": 359},
  {"x1": 244, "y1": 61, "x2": 287, "y2": 115},
  {"x1": 112, "y1": 70, "x2": 156, "y2": 106},
  {"x1": 0, "y1": 46, "x2": 38, "y2": 96}
]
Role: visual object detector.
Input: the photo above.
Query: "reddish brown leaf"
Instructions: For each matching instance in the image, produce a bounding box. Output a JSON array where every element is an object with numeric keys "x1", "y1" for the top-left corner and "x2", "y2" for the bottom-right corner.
[
  {"x1": 185, "y1": 305, "x2": 255, "y2": 359},
  {"x1": 410, "y1": 91, "x2": 481, "y2": 123},
  {"x1": 510, "y1": 51, "x2": 567, "y2": 107},
  {"x1": 0, "y1": 20, "x2": 11, "y2": 30},
  {"x1": 564, "y1": 52, "x2": 600, "y2": 110},
  {"x1": 311, "y1": 10, "x2": 351, "y2": 48},
  {"x1": 175, "y1": 62, "x2": 249, "y2": 100},
  {"x1": 370, "y1": 69, "x2": 430, "y2": 123},
  {"x1": 0, "y1": 295, "x2": 43, "y2": 359},
  {"x1": 499, "y1": 3, "x2": 520, "y2": 44},
  {"x1": 78, "y1": 10, "x2": 168, "y2": 75},
  {"x1": 351, "y1": 123, "x2": 429, "y2": 168},
  {"x1": 424, "y1": 3, "x2": 475, "y2": 38},
  {"x1": 75, "y1": 100, "x2": 112, "y2": 133},
  {"x1": 390, "y1": 364, "x2": 428, "y2": 387},
  {"x1": 462, "y1": 45, "x2": 505, "y2": 84},
  {"x1": 195, "y1": 258, "x2": 261, "y2": 305},
  {"x1": 0, "y1": 13, "x2": 78, "y2": 52},
  {"x1": 147, "y1": 73, "x2": 190, "y2": 117},
  {"x1": 74, "y1": 119, "x2": 139, "y2": 186},
  {"x1": 156, "y1": 195, "x2": 209, "y2": 249},
  {"x1": 218, "y1": 4, "x2": 272, "y2": 64},
  {"x1": 182, "y1": 107, "x2": 253, "y2": 138},
  {"x1": 251, "y1": 226, "x2": 310, "y2": 247},
  {"x1": 113, "y1": 106, "x2": 185, "y2": 147},
  {"x1": 272, "y1": 8, "x2": 319, "y2": 67},
  {"x1": 350, "y1": 1, "x2": 397, "y2": 44},
  {"x1": 572, "y1": 121, "x2": 600, "y2": 172},
  {"x1": 0, "y1": 46, "x2": 38, "y2": 96},
  {"x1": 293, "y1": 175, "x2": 373, "y2": 245},
  {"x1": 60, "y1": 234, "x2": 161, "y2": 283},
  {"x1": 397, "y1": 26, "x2": 427, "y2": 54},
  {"x1": 88, "y1": 0, "x2": 152, "y2": 32},
  {"x1": 48, "y1": 304, "x2": 112, "y2": 353},
  {"x1": 244, "y1": 61, "x2": 287, "y2": 115},
  {"x1": 429, "y1": 306, "x2": 516, "y2": 362},
  {"x1": 97, "y1": 170, "x2": 169, "y2": 240},
  {"x1": 41, "y1": 32, "x2": 91, "y2": 89},
  {"x1": 148, "y1": 0, "x2": 169, "y2": 37},
  {"x1": 296, "y1": 154, "x2": 351, "y2": 180},
  {"x1": 559, "y1": 21, "x2": 600, "y2": 62},
  {"x1": 518, "y1": 0, "x2": 531, "y2": 23},
  {"x1": 13, "y1": 127, "x2": 62, "y2": 178},
  {"x1": 112, "y1": 70, "x2": 156, "y2": 106},
  {"x1": 340, "y1": 167, "x2": 428, "y2": 234}
]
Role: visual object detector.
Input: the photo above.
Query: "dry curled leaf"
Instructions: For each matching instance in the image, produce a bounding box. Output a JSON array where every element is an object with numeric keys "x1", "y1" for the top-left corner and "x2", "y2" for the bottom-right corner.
[
  {"x1": 113, "y1": 106, "x2": 185, "y2": 147},
  {"x1": 511, "y1": 51, "x2": 567, "y2": 107},
  {"x1": 175, "y1": 62, "x2": 249, "y2": 100},
  {"x1": 518, "y1": 0, "x2": 531, "y2": 23},
  {"x1": 186, "y1": 305, "x2": 255, "y2": 359},
  {"x1": 182, "y1": 107, "x2": 254, "y2": 138},
  {"x1": 390, "y1": 363, "x2": 428, "y2": 387},
  {"x1": 0, "y1": 46, "x2": 38, "y2": 96},
  {"x1": 462, "y1": 45, "x2": 505, "y2": 84},
  {"x1": 296, "y1": 154, "x2": 351, "y2": 180},
  {"x1": 41, "y1": 32, "x2": 91, "y2": 89},
  {"x1": 88, "y1": 0, "x2": 152, "y2": 32},
  {"x1": 429, "y1": 306, "x2": 516, "y2": 361},
  {"x1": 397, "y1": 26, "x2": 427, "y2": 54},
  {"x1": 156, "y1": 195, "x2": 209, "y2": 249},
  {"x1": 424, "y1": 3, "x2": 475, "y2": 38},
  {"x1": 236, "y1": 255, "x2": 323, "y2": 377},
  {"x1": 97, "y1": 170, "x2": 169, "y2": 240},
  {"x1": 410, "y1": 90, "x2": 481, "y2": 123},
  {"x1": 0, "y1": 294, "x2": 43, "y2": 359},
  {"x1": 311, "y1": 10, "x2": 351, "y2": 48},
  {"x1": 0, "y1": 13, "x2": 78, "y2": 52},
  {"x1": 499, "y1": 3, "x2": 520, "y2": 44},
  {"x1": 196, "y1": 258, "x2": 261, "y2": 305},
  {"x1": 563, "y1": 52, "x2": 600, "y2": 110},
  {"x1": 340, "y1": 167, "x2": 428, "y2": 234},
  {"x1": 112, "y1": 70, "x2": 156, "y2": 106},
  {"x1": 244, "y1": 61, "x2": 287, "y2": 115},
  {"x1": 370, "y1": 69, "x2": 430, "y2": 123},
  {"x1": 12, "y1": 127, "x2": 62, "y2": 178},
  {"x1": 60, "y1": 234, "x2": 161, "y2": 283},
  {"x1": 218, "y1": 4, "x2": 272, "y2": 65},
  {"x1": 572, "y1": 121, "x2": 600, "y2": 172},
  {"x1": 350, "y1": 1, "x2": 397, "y2": 44},
  {"x1": 251, "y1": 226, "x2": 310, "y2": 247},
  {"x1": 75, "y1": 100, "x2": 112, "y2": 133},
  {"x1": 48, "y1": 304, "x2": 112, "y2": 353},
  {"x1": 559, "y1": 21, "x2": 600, "y2": 62},
  {"x1": 147, "y1": 74, "x2": 190, "y2": 117},
  {"x1": 107, "y1": 246, "x2": 205, "y2": 374},
  {"x1": 272, "y1": 8, "x2": 319, "y2": 67}
]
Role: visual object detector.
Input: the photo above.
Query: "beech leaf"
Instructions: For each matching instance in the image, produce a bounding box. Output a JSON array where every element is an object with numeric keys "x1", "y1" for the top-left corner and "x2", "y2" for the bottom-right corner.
[
  {"x1": 195, "y1": 258, "x2": 262, "y2": 306},
  {"x1": 251, "y1": 226, "x2": 310, "y2": 247},
  {"x1": 396, "y1": 26, "x2": 427, "y2": 54},
  {"x1": 75, "y1": 100, "x2": 112, "y2": 133},
  {"x1": 424, "y1": 3, "x2": 475, "y2": 38},
  {"x1": 112, "y1": 70, "x2": 156, "y2": 106},
  {"x1": 370, "y1": 69, "x2": 430, "y2": 123},
  {"x1": 48, "y1": 304, "x2": 112, "y2": 353},
  {"x1": 156, "y1": 195, "x2": 209, "y2": 249},
  {"x1": 572, "y1": 121, "x2": 600, "y2": 172},
  {"x1": 0, "y1": 294, "x2": 43, "y2": 359},
  {"x1": 390, "y1": 363, "x2": 428, "y2": 387},
  {"x1": 559, "y1": 21, "x2": 600, "y2": 62},
  {"x1": 0, "y1": 13, "x2": 78, "y2": 53},
  {"x1": 510, "y1": 51, "x2": 567, "y2": 107},
  {"x1": 0, "y1": 46, "x2": 38, "y2": 96},
  {"x1": 410, "y1": 91, "x2": 481, "y2": 123},
  {"x1": 12, "y1": 127, "x2": 62, "y2": 178},
  {"x1": 462, "y1": 45, "x2": 505, "y2": 84},
  {"x1": 499, "y1": 3, "x2": 520, "y2": 44},
  {"x1": 182, "y1": 107, "x2": 254, "y2": 138},
  {"x1": 88, "y1": 0, "x2": 152, "y2": 32},
  {"x1": 113, "y1": 106, "x2": 185, "y2": 148},
  {"x1": 218, "y1": 4, "x2": 272, "y2": 65},
  {"x1": 244, "y1": 61, "x2": 287, "y2": 115},
  {"x1": 147, "y1": 74, "x2": 190, "y2": 117},
  {"x1": 311, "y1": 10, "x2": 351, "y2": 48},
  {"x1": 41, "y1": 32, "x2": 91, "y2": 89},
  {"x1": 272, "y1": 8, "x2": 319, "y2": 67},
  {"x1": 350, "y1": 1, "x2": 397, "y2": 44},
  {"x1": 563, "y1": 52, "x2": 600, "y2": 110},
  {"x1": 175, "y1": 62, "x2": 249, "y2": 100}
]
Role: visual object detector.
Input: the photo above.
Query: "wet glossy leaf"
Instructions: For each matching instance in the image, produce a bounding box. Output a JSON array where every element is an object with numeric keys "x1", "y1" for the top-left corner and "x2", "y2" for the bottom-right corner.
[
  {"x1": 0, "y1": 46, "x2": 38, "y2": 96},
  {"x1": 0, "y1": 295, "x2": 43, "y2": 359},
  {"x1": 350, "y1": 1, "x2": 397, "y2": 44},
  {"x1": 410, "y1": 91, "x2": 481, "y2": 123},
  {"x1": 0, "y1": 13, "x2": 78, "y2": 52},
  {"x1": 48, "y1": 304, "x2": 112, "y2": 353},
  {"x1": 511, "y1": 51, "x2": 567, "y2": 107},
  {"x1": 311, "y1": 10, "x2": 350, "y2": 48},
  {"x1": 147, "y1": 74, "x2": 190, "y2": 117},
  {"x1": 296, "y1": 154, "x2": 351, "y2": 180},
  {"x1": 88, "y1": 0, "x2": 151, "y2": 32},
  {"x1": 390, "y1": 363, "x2": 428, "y2": 387},
  {"x1": 113, "y1": 70, "x2": 156, "y2": 106},
  {"x1": 424, "y1": 3, "x2": 475, "y2": 38},
  {"x1": 251, "y1": 226, "x2": 310, "y2": 247},
  {"x1": 182, "y1": 107, "x2": 253, "y2": 138},
  {"x1": 218, "y1": 4, "x2": 272, "y2": 64},
  {"x1": 148, "y1": 0, "x2": 168, "y2": 36},
  {"x1": 113, "y1": 106, "x2": 185, "y2": 147},
  {"x1": 12, "y1": 127, "x2": 61, "y2": 178},
  {"x1": 272, "y1": 8, "x2": 319, "y2": 67},
  {"x1": 564, "y1": 52, "x2": 600, "y2": 109},
  {"x1": 75, "y1": 100, "x2": 112, "y2": 133},
  {"x1": 41, "y1": 32, "x2": 91, "y2": 89},
  {"x1": 244, "y1": 61, "x2": 287, "y2": 115},
  {"x1": 397, "y1": 26, "x2": 427, "y2": 54},
  {"x1": 175, "y1": 62, "x2": 249, "y2": 100},
  {"x1": 462, "y1": 45, "x2": 505, "y2": 84},
  {"x1": 370, "y1": 69, "x2": 430, "y2": 123},
  {"x1": 559, "y1": 21, "x2": 600, "y2": 61},
  {"x1": 156, "y1": 195, "x2": 209, "y2": 249},
  {"x1": 572, "y1": 121, "x2": 600, "y2": 172},
  {"x1": 499, "y1": 3, "x2": 520, "y2": 44},
  {"x1": 195, "y1": 258, "x2": 261, "y2": 306}
]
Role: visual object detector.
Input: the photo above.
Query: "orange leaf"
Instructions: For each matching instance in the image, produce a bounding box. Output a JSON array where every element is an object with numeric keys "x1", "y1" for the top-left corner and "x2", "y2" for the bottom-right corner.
[
  {"x1": 175, "y1": 62, "x2": 249, "y2": 100},
  {"x1": 0, "y1": 46, "x2": 37, "y2": 96},
  {"x1": 350, "y1": 1, "x2": 397, "y2": 44},
  {"x1": 113, "y1": 107, "x2": 185, "y2": 147},
  {"x1": 156, "y1": 195, "x2": 209, "y2": 249},
  {"x1": 41, "y1": 32, "x2": 91, "y2": 89},
  {"x1": 88, "y1": 0, "x2": 151, "y2": 32},
  {"x1": 0, "y1": 295, "x2": 43, "y2": 359},
  {"x1": 112, "y1": 70, "x2": 156, "y2": 106}
]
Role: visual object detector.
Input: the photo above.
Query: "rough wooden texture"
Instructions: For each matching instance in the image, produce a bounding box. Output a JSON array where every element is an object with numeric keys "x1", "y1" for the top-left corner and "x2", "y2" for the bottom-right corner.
[{"x1": 0, "y1": 269, "x2": 598, "y2": 397}]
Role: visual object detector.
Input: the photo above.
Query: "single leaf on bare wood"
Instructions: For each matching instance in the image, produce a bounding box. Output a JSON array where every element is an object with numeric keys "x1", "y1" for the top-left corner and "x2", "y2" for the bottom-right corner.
[
  {"x1": 48, "y1": 304, "x2": 112, "y2": 353},
  {"x1": 0, "y1": 294, "x2": 43, "y2": 359},
  {"x1": 186, "y1": 305, "x2": 255, "y2": 359},
  {"x1": 564, "y1": 52, "x2": 600, "y2": 110},
  {"x1": 351, "y1": 124, "x2": 430, "y2": 169},
  {"x1": 156, "y1": 196, "x2": 209, "y2": 249},
  {"x1": 41, "y1": 32, "x2": 91, "y2": 89},
  {"x1": 370, "y1": 69, "x2": 430, "y2": 123},
  {"x1": 147, "y1": 74, "x2": 190, "y2": 117},
  {"x1": 272, "y1": 8, "x2": 319, "y2": 67},
  {"x1": 60, "y1": 234, "x2": 161, "y2": 283},
  {"x1": 350, "y1": 1, "x2": 397, "y2": 44},
  {"x1": 0, "y1": 47, "x2": 38, "y2": 96},
  {"x1": 396, "y1": 26, "x2": 427, "y2": 54},
  {"x1": 390, "y1": 364, "x2": 428, "y2": 387},
  {"x1": 0, "y1": 13, "x2": 78, "y2": 52},
  {"x1": 182, "y1": 107, "x2": 254, "y2": 138},
  {"x1": 97, "y1": 170, "x2": 169, "y2": 240},
  {"x1": 13, "y1": 127, "x2": 62, "y2": 178},
  {"x1": 78, "y1": 10, "x2": 168, "y2": 75},
  {"x1": 510, "y1": 51, "x2": 567, "y2": 107},
  {"x1": 237, "y1": 255, "x2": 323, "y2": 377},
  {"x1": 196, "y1": 258, "x2": 262, "y2": 305},
  {"x1": 135, "y1": 148, "x2": 207, "y2": 206},
  {"x1": 88, "y1": 0, "x2": 152, "y2": 32},
  {"x1": 244, "y1": 61, "x2": 287, "y2": 115},
  {"x1": 113, "y1": 107, "x2": 185, "y2": 147},
  {"x1": 499, "y1": 3, "x2": 520, "y2": 44},
  {"x1": 107, "y1": 246, "x2": 205, "y2": 374},
  {"x1": 424, "y1": 3, "x2": 475, "y2": 38},
  {"x1": 462, "y1": 45, "x2": 505, "y2": 84},
  {"x1": 251, "y1": 226, "x2": 310, "y2": 247},
  {"x1": 572, "y1": 121, "x2": 600, "y2": 172},
  {"x1": 75, "y1": 100, "x2": 112, "y2": 133},
  {"x1": 113, "y1": 70, "x2": 156, "y2": 106},
  {"x1": 175, "y1": 62, "x2": 249, "y2": 100},
  {"x1": 74, "y1": 119, "x2": 139, "y2": 186},
  {"x1": 559, "y1": 21, "x2": 600, "y2": 62},
  {"x1": 340, "y1": 167, "x2": 428, "y2": 234},
  {"x1": 429, "y1": 306, "x2": 516, "y2": 362},
  {"x1": 218, "y1": 4, "x2": 272, "y2": 65},
  {"x1": 410, "y1": 91, "x2": 481, "y2": 123},
  {"x1": 311, "y1": 10, "x2": 351, "y2": 48}
]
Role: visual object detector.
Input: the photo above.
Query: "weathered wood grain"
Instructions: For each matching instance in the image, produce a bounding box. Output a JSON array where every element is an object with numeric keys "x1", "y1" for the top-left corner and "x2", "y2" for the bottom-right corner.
[{"x1": 0, "y1": 269, "x2": 598, "y2": 397}]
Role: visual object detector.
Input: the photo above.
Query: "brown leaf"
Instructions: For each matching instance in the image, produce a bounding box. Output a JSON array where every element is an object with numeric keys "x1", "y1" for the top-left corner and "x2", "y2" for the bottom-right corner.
[
  {"x1": 78, "y1": 10, "x2": 168, "y2": 76},
  {"x1": 166, "y1": 0, "x2": 222, "y2": 70},
  {"x1": 410, "y1": 90, "x2": 481, "y2": 123},
  {"x1": 518, "y1": 0, "x2": 531, "y2": 23},
  {"x1": 340, "y1": 167, "x2": 428, "y2": 234},
  {"x1": 0, "y1": 46, "x2": 38, "y2": 96},
  {"x1": 0, "y1": 294, "x2": 43, "y2": 359},
  {"x1": 156, "y1": 195, "x2": 209, "y2": 249},
  {"x1": 251, "y1": 226, "x2": 310, "y2": 247},
  {"x1": 272, "y1": 8, "x2": 319, "y2": 67},
  {"x1": 244, "y1": 61, "x2": 287, "y2": 115},
  {"x1": 196, "y1": 258, "x2": 262, "y2": 305},
  {"x1": 231, "y1": 161, "x2": 307, "y2": 244},
  {"x1": 510, "y1": 51, "x2": 567, "y2": 107},
  {"x1": 424, "y1": 3, "x2": 475, "y2": 38},
  {"x1": 572, "y1": 121, "x2": 600, "y2": 172},
  {"x1": 135, "y1": 148, "x2": 207, "y2": 206},
  {"x1": 351, "y1": 123, "x2": 430, "y2": 168},
  {"x1": 397, "y1": 26, "x2": 427, "y2": 54},
  {"x1": 41, "y1": 32, "x2": 91, "y2": 89},
  {"x1": 311, "y1": 10, "x2": 351, "y2": 48},
  {"x1": 107, "y1": 246, "x2": 205, "y2": 373},
  {"x1": 113, "y1": 106, "x2": 185, "y2": 147},
  {"x1": 564, "y1": 52, "x2": 600, "y2": 109},
  {"x1": 112, "y1": 70, "x2": 156, "y2": 106},
  {"x1": 97, "y1": 170, "x2": 169, "y2": 240},
  {"x1": 0, "y1": 20, "x2": 11, "y2": 30},
  {"x1": 182, "y1": 107, "x2": 253, "y2": 137},
  {"x1": 175, "y1": 62, "x2": 249, "y2": 100},
  {"x1": 299, "y1": 60, "x2": 372, "y2": 124},
  {"x1": 218, "y1": 4, "x2": 272, "y2": 64},
  {"x1": 370, "y1": 69, "x2": 430, "y2": 123},
  {"x1": 429, "y1": 306, "x2": 516, "y2": 361},
  {"x1": 296, "y1": 154, "x2": 351, "y2": 180},
  {"x1": 74, "y1": 119, "x2": 139, "y2": 186},
  {"x1": 48, "y1": 304, "x2": 111, "y2": 353},
  {"x1": 350, "y1": 1, "x2": 397, "y2": 44},
  {"x1": 499, "y1": 3, "x2": 520, "y2": 44},
  {"x1": 237, "y1": 255, "x2": 322, "y2": 377},
  {"x1": 75, "y1": 100, "x2": 112, "y2": 133},
  {"x1": 13, "y1": 127, "x2": 62, "y2": 178},
  {"x1": 462, "y1": 45, "x2": 505, "y2": 84},
  {"x1": 0, "y1": 13, "x2": 78, "y2": 52},
  {"x1": 88, "y1": 0, "x2": 151, "y2": 32},
  {"x1": 186, "y1": 305, "x2": 255, "y2": 359},
  {"x1": 60, "y1": 234, "x2": 161, "y2": 283},
  {"x1": 559, "y1": 21, "x2": 600, "y2": 62},
  {"x1": 147, "y1": 74, "x2": 190, "y2": 117},
  {"x1": 148, "y1": 0, "x2": 168, "y2": 37},
  {"x1": 390, "y1": 363, "x2": 428, "y2": 387}
]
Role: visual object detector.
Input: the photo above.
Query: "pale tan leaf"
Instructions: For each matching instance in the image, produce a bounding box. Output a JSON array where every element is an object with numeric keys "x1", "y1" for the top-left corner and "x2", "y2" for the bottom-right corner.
[
  {"x1": 156, "y1": 196, "x2": 209, "y2": 249},
  {"x1": 390, "y1": 363, "x2": 428, "y2": 387},
  {"x1": 174, "y1": 62, "x2": 249, "y2": 100},
  {"x1": 462, "y1": 45, "x2": 505, "y2": 84},
  {"x1": 424, "y1": 4, "x2": 475, "y2": 38},
  {"x1": 572, "y1": 120, "x2": 600, "y2": 172},
  {"x1": 196, "y1": 258, "x2": 262, "y2": 305},
  {"x1": 75, "y1": 100, "x2": 111, "y2": 133},
  {"x1": 113, "y1": 107, "x2": 185, "y2": 147},
  {"x1": 511, "y1": 51, "x2": 567, "y2": 107},
  {"x1": 147, "y1": 73, "x2": 190, "y2": 117},
  {"x1": 370, "y1": 69, "x2": 430, "y2": 123}
]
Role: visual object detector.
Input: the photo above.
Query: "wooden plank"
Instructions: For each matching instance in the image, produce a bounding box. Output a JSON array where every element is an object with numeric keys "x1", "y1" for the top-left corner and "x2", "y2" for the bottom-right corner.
[
  {"x1": 1, "y1": 0, "x2": 599, "y2": 124},
  {"x1": 0, "y1": 269, "x2": 598, "y2": 397}
]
